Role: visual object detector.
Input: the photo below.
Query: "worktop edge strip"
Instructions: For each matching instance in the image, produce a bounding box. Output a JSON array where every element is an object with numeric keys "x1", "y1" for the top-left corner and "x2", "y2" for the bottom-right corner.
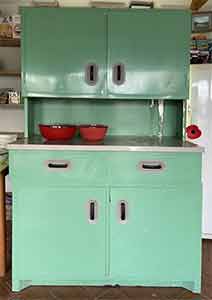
[{"x1": 7, "y1": 145, "x2": 204, "y2": 152}]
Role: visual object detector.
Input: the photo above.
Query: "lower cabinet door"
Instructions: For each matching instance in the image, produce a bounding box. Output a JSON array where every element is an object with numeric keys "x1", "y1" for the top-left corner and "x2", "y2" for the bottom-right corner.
[
  {"x1": 110, "y1": 186, "x2": 202, "y2": 283},
  {"x1": 13, "y1": 187, "x2": 107, "y2": 280}
]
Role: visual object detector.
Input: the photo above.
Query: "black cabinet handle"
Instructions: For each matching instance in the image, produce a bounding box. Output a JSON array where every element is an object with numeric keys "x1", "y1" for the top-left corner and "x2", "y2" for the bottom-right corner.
[
  {"x1": 90, "y1": 201, "x2": 95, "y2": 221},
  {"x1": 138, "y1": 161, "x2": 165, "y2": 172},
  {"x1": 85, "y1": 63, "x2": 98, "y2": 85},
  {"x1": 46, "y1": 160, "x2": 71, "y2": 171},
  {"x1": 113, "y1": 63, "x2": 125, "y2": 85},
  {"x1": 118, "y1": 201, "x2": 128, "y2": 224},
  {"x1": 120, "y1": 202, "x2": 126, "y2": 221},
  {"x1": 87, "y1": 200, "x2": 98, "y2": 224},
  {"x1": 48, "y1": 163, "x2": 69, "y2": 169}
]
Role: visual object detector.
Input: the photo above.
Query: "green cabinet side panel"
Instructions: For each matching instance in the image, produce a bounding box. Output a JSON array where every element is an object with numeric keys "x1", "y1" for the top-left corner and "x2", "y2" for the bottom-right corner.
[
  {"x1": 107, "y1": 10, "x2": 191, "y2": 99},
  {"x1": 13, "y1": 187, "x2": 107, "y2": 280},
  {"x1": 110, "y1": 187, "x2": 202, "y2": 291},
  {"x1": 21, "y1": 8, "x2": 107, "y2": 98}
]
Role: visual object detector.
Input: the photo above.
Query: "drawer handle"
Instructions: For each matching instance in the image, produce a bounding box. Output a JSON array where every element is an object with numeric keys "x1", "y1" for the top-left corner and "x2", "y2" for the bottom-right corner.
[
  {"x1": 87, "y1": 200, "x2": 98, "y2": 224},
  {"x1": 48, "y1": 163, "x2": 68, "y2": 169},
  {"x1": 118, "y1": 201, "x2": 128, "y2": 224},
  {"x1": 138, "y1": 161, "x2": 165, "y2": 172},
  {"x1": 45, "y1": 160, "x2": 71, "y2": 171}
]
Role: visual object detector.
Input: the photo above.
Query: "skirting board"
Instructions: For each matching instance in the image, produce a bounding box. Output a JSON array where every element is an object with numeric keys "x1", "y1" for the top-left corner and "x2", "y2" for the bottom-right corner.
[{"x1": 203, "y1": 233, "x2": 212, "y2": 239}]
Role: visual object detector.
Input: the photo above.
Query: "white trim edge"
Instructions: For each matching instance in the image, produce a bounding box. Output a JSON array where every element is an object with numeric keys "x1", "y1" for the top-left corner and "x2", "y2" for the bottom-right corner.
[{"x1": 203, "y1": 233, "x2": 212, "y2": 239}]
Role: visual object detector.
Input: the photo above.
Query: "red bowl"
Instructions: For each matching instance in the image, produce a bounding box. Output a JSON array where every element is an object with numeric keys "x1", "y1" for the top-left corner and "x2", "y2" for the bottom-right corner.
[
  {"x1": 39, "y1": 124, "x2": 77, "y2": 141},
  {"x1": 79, "y1": 124, "x2": 108, "y2": 142}
]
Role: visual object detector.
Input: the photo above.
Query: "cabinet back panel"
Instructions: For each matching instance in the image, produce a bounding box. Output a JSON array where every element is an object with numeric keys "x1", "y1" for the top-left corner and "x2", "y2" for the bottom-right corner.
[{"x1": 27, "y1": 99, "x2": 183, "y2": 138}]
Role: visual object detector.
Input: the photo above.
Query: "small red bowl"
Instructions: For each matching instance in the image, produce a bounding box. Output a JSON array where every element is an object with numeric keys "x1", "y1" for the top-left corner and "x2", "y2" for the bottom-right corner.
[
  {"x1": 39, "y1": 124, "x2": 77, "y2": 141},
  {"x1": 79, "y1": 124, "x2": 108, "y2": 142}
]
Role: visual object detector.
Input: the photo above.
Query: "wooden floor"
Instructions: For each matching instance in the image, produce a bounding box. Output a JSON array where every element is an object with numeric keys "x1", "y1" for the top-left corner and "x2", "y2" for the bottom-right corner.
[
  {"x1": 0, "y1": 221, "x2": 211, "y2": 300},
  {"x1": 202, "y1": 239, "x2": 212, "y2": 299}
]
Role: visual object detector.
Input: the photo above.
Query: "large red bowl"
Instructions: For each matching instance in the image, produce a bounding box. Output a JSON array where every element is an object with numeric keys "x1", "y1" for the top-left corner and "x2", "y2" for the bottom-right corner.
[
  {"x1": 39, "y1": 124, "x2": 77, "y2": 141},
  {"x1": 79, "y1": 124, "x2": 108, "y2": 142}
]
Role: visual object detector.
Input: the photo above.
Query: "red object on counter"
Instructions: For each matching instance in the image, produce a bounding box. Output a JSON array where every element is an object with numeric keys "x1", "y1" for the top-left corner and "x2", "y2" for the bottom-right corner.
[
  {"x1": 39, "y1": 124, "x2": 77, "y2": 140},
  {"x1": 186, "y1": 124, "x2": 202, "y2": 140},
  {"x1": 79, "y1": 124, "x2": 108, "y2": 142}
]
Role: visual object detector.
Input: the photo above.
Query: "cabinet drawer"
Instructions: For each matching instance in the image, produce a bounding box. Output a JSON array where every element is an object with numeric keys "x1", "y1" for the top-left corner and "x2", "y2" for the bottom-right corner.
[
  {"x1": 10, "y1": 150, "x2": 108, "y2": 186},
  {"x1": 109, "y1": 152, "x2": 201, "y2": 185}
]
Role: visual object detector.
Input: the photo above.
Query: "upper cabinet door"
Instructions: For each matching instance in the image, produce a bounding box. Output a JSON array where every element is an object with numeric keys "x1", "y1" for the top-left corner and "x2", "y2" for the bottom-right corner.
[
  {"x1": 107, "y1": 10, "x2": 191, "y2": 99},
  {"x1": 22, "y1": 8, "x2": 107, "y2": 98}
]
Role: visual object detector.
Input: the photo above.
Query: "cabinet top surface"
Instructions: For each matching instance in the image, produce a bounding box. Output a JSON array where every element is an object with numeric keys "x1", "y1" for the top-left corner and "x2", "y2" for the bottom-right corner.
[
  {"x1": 21, "y1": 7, "x2": 190, "y2": 13},
  {"x1": 8, "y1": 136, "x2": 203, "y2": 152}
]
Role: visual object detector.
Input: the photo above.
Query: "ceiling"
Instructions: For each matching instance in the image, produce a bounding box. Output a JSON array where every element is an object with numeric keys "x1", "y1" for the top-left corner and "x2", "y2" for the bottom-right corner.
[{"x1": 155, "y1": 0, "x2": 212, "y2": 9}]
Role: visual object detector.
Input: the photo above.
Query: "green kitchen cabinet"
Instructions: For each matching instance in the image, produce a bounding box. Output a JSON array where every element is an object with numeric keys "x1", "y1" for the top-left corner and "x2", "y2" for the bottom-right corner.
[
  {"x1": 11, "y1": 3, "x2": 200, "y2": 296},
  {"x1": 110, "y1": 187, "x2": 202, "y2": 291},
  {"x1": 10, "y1": 149, "x2": 202, "y2": 292},
  {"x1": 107, "y1": 10, "x2": 190, "y2": 99},
  {"x1": 12, "y1": 186, "x2": 108, "y2": 290},
  {"x1": 21, "y1": 8, "x2": 107, "y2": 98},
  {"x1": 21, "y1": 8, "x2": 190, "y2": 99}
]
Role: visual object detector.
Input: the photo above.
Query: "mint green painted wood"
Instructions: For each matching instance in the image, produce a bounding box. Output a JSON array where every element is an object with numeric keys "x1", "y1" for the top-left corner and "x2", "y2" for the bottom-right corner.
[
  {"x1": 14, "y1": 5, "x2": 198, "y2": 295},
  {"x1": 108, "y1": 152, "x2": 201, "y2": 185},
  {"x1": 21, "y1": 8, "x2": 190, "y2": 99},
  {"x1": 12, "y1": 186, "x2": 107, "y2": 281},
  {"x1": 21, "y1": 8, "x2": 107, "y2": 98},
  {"x1": 110, "y1": 186, "x2": 202, "y2": 291},
  {"x1": 24, "y1": 98, "x2": 29, "y2": 138},
  {"x1": 11, "y1": 278, "x2": 201, "y2": 292},
  {"x1": 10, "y1": 151, "x2": 201, "y2": 187},
  {"x1": 9, "y1": 150, "x2": 202, "y2": 292},
  {"x1": 10, "y1": 150, "x2": 108, "y2": 186},
  {"x1": 27, "y1": 99, "x2": 183, "y2": 138},
  {"x1": 107, "y1": 10, "x2": 191, "y2": 99}
]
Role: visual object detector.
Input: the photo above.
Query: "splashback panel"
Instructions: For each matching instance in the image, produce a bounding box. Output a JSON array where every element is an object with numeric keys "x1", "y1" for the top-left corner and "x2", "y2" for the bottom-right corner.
[{"x1": 26, "y1": 99, "x2": 183, "y2": 138}]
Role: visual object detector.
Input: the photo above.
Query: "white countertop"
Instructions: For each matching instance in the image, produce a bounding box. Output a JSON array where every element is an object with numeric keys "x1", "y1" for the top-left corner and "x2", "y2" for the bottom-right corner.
[{"x1": 7, "y1": 136, "x2": 204, "y2": 152}]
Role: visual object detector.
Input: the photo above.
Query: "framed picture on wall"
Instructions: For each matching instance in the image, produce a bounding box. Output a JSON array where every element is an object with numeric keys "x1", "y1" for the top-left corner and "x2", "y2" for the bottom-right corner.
[{"x1": 192, "y1": 12, "x2": 212, "y2": 33}]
